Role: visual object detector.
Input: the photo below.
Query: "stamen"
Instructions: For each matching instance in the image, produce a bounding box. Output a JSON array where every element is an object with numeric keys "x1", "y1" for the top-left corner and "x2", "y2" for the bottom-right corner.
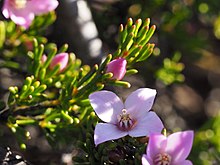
[
  {"x1": 118, "y1": 109, "x2": 135, "y2": 131},
  {"x1": 154, "y1": 153, "x2": 171, "y2": 165},
  {"x1": 9, "y1": 0, "x2": 27, "y2": 9}
]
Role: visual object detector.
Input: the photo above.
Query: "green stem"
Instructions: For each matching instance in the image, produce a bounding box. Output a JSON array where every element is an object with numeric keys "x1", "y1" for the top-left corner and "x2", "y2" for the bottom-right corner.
[{"x1": 0, "y1": 61, "x2": 20, "y2": 69}]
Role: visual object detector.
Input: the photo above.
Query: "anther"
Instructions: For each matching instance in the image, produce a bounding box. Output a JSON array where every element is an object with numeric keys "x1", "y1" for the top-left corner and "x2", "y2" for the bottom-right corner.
[
  {"x1": 154, "y1": 153, "x2": 171, "y2": 165},
  {"x1": 118, "y1": 109, "x2": 134, "y2": 131},
  {"x1": 9, "y1": 0, "x2": 27, "y2": 9}
]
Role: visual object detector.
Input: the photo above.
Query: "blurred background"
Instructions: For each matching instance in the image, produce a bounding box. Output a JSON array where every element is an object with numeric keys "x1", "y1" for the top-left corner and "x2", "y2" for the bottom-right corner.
[{"x1": 1, "y1": 0, "x2": 220, "y2": 164}]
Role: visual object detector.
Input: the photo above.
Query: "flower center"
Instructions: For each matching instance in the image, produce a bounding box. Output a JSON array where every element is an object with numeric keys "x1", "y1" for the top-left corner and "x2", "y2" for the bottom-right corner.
[
  {"x1": 154, "y1": 153, "x2": 172, "y2": 165},
  {"x1": 117, "y1": 109, "x2": 135, "y2": 131},
  {"x1": 9, "y1": 0, "x2": 27, "y2": 9}
]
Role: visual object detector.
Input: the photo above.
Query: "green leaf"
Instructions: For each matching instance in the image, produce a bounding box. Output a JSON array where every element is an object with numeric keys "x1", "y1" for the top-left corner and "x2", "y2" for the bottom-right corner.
[{"x1": 0, "y1": 21, "x2": 6, "y2": 49}]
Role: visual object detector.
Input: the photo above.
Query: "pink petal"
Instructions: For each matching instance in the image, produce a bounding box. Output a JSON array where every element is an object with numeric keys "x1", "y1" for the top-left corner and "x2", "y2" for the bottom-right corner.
[
  {"x1": 125, "y1": 88, "x2": 157, "y2": 119},
  {"x1": 146, "y1": 133, "x2": 167, "y2": 160},
  {"x1": 94, "y1": 123, "x2": 127, "y2": 146},
  {"x1": 128, "y1": 111, "x2": 163, "y2": 137},
  {"x1": 2, "y1": 0, "x2": 34, "y2": 28},
  {"x1": 2, "y1": 0, "x2": 10, "y2": 18},
  {"x1": 166, "y1": 131, "x2": 194, "y2": 163},
  {"x1": 174, "y1": 160, "x2": 193, "y2": 165},
  {"x1": 28, "y1": 0, "x2": 59, "y2": 15},
  {"x1": 10, "y1": 10, "x2": 34, "y2": 29},
  {"x1": 106, "y1": 58, "x2": 127, "y2": 80},
  {"x1": 141, "y1": 154, "x2": 152, "y2": 165},
  {"x1": 49, "y1": 53, "x2": 69, "y2": 72},
  {"x1": 89, "y1": 91, "x2": 124, "y2": 124},
  {"x1": 41, "y1": 55, "x2": 47, "y2": 63}
]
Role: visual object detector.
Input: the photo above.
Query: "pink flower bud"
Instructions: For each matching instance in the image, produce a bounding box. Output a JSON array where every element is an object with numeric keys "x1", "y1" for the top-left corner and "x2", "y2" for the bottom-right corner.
[
  {"x1": 50, "y1": 53, "x2": 69, "y2": 72},
  {"x1": 41, "y1": 55, "x2": 47, "y2": 63},
  {"x1": 106, "y1": 58, "x2": 127, "y2": 80}
]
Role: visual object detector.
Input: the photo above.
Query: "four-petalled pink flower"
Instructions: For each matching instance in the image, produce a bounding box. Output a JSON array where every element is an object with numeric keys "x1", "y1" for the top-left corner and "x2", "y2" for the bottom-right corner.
[
  {"x1": 2, "y1": 0, "x2": 59, "y2": 29},
  {"x1": 106, "y1": 58, "x2": 127, "y2": 80},
  {"x1": 89, "y1": 88, "x2": 164, "y2": 146},
  {"x1": 142, "y1": 131, "x2": 194, "y2": 165}
]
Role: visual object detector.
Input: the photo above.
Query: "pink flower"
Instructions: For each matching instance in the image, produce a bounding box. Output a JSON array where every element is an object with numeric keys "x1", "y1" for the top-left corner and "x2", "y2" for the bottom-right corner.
[
  {"x1": 89, "y1": 88, "x2": 164, "y2": 146},
  {"x1": 142, "y1": 131, "x2": 194, "y2": 165},
  {"x1": 50, "y1": 53, "x2": 69, "y2": 72},
  {"x1": 2, "y1": 0, "x2": 59, "y2": 28},
  {"x1": 106, "y1": 58, "x2": 127, "y2": 80}
]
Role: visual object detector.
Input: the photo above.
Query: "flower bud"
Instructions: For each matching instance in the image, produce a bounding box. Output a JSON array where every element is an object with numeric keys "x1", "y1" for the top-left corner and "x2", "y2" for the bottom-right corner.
[
  {"x1": 49, "y1": 53, "x2": 69, "y2": 72},
  {"x1": 41, "y1": 55, "x2": 47, "y2": 63},
  {"x1": 106, "y1": 58, "x2": 127, "y2": 80}
]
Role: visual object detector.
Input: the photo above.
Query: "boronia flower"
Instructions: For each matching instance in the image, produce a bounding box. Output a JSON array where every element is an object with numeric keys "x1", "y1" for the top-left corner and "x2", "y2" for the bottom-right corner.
[
  {"x1": 2, "y1": 0, "x2": 59, "y2": 28},
  {"x1": 106, "y1": 58, "x2": 127, "y2": 80},
  {"x1": 49, "y1": 53, "x2": 69, "y2": 72},
  {"x1": 142, "y1": 131, "x2": 194, "y2": 165},
  {"x1": 89, "y1": 88, "x2": 164, "y2": 146}
]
